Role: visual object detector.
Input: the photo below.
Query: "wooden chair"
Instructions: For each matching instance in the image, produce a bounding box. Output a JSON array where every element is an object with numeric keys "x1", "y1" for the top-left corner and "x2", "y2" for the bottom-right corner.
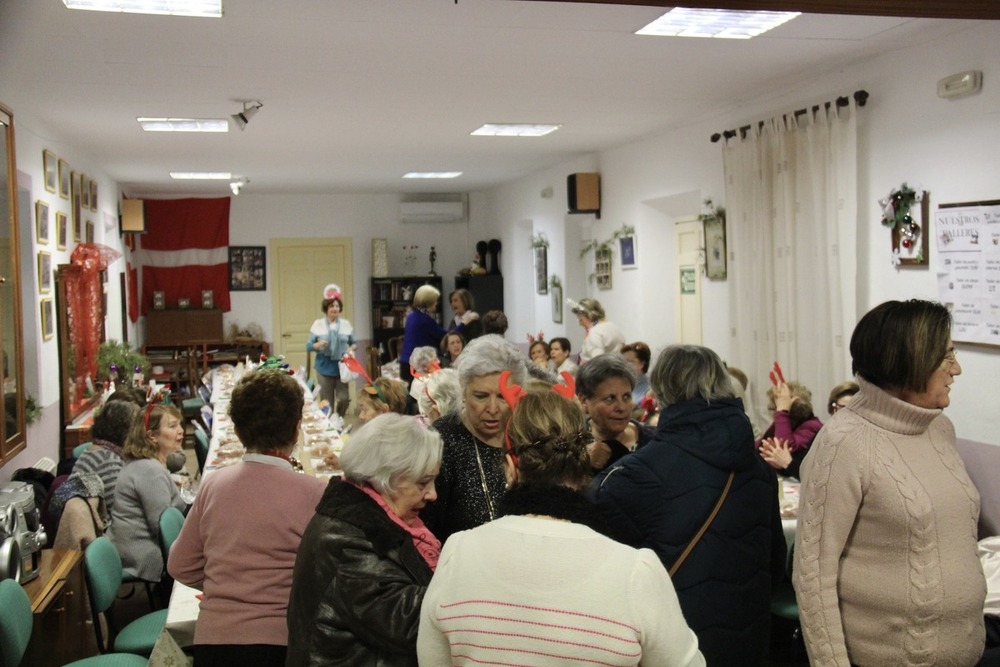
[{"x1": 388, "y1": 335, "x2": 403, "y2": 361}]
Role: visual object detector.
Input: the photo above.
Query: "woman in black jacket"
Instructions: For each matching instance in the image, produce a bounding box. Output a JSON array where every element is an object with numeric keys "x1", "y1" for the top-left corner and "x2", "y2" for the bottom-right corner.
[
  {"x1": 591, "y1": 345, "x2": 786, "y2": 667},
  {"x1": 286, "y1": 413, "x2": 443, "y2": 666}
]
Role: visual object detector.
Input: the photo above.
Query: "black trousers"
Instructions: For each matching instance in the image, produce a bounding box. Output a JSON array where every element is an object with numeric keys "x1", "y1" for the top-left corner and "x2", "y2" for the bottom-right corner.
[{"x1": 192, "y1": 644, "x2": 286, "y2": 667}]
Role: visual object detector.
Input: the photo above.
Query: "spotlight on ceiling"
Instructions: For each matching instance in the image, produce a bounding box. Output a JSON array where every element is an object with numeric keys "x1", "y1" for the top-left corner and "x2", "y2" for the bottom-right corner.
[
  {"x1": 231, "y1": 101, "x2": 263, "y2": 131},
  {"x1": 230, "y1": 177, "x2": 249, "y2": 195}
]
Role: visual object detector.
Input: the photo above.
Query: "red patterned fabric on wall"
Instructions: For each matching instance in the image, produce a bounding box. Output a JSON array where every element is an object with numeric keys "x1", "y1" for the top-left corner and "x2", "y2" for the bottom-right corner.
[
  {"x1": 137, "y1": 198, "x2": 231, "y2": 314},
  {"x1": 69, "y1": 243, "x2": 122, "y2": 386}
]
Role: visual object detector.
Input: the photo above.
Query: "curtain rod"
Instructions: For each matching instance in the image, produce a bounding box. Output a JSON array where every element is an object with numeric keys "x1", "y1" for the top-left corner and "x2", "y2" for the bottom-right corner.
[{"x1": 709, "y1": 89, "x2": 869, "y2": 143}]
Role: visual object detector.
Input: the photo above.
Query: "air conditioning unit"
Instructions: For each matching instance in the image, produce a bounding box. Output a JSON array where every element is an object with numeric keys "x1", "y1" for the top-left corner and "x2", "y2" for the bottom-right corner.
[{"x1": 398, "y1": 199, "x2": 466, "y2": 223}]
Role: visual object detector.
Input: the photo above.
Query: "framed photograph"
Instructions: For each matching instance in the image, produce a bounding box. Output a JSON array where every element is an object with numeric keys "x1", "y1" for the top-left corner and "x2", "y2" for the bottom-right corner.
[
  {"x1": 595, "y1": 246, "x2": 612, "y2": 290},
  {"x1": 534, "y1": 246, "x2": 548, "y2": 294},
  {"x1": 81, "y1": 174, "x2": 91, "y2": 210},
  {"x1": 73, "y1": 208, "x2": 82, "y2": 242},
  {"x1": 891, "y1": 191, "x2": 930, "y2": 267},
  {"x1": 704, "y1": 216, "x2": 727, "y2": 280},
  {"x1": 56, "y1": 212, "x2": 68, "y2": 249},
  {"x1": 58, "y1": 159, "x2": 71, "y2": 199},
  {"x1": 620, "y1": 235, "x2": 637, "y2": 270},
  {"x1": 86, "y1": 220, "x2": 95, "y2": 243},
  {"x1": 228, "y1": 246, "x2": 267, "y2": 291},
  {"x1": 35, "y1": 200, "x2": 50, "y2": 244},
  {"x1": 90, "y1": 179, "x2": 98, "y2": 211},
  {"x1": 40, "y1": 298, "x2": 54, "y2": 341},
  {"x1": 551, "y1": 282, "x2": 563, "y2": 323},
  {"x1": 43, "y1": 150, "x2": 58, "y2": 193},
  {"x1": 37, "y1": 251, "x2": 52, "y2": 294}
]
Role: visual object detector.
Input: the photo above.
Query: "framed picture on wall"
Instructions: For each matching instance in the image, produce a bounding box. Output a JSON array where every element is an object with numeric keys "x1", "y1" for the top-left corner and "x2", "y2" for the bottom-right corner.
[
  {"x1": 229, "y1": 246, "x2": 267, "y2": 291},
  {"x1": 891, "y1": 191, "x2": 930, "y2": 266},
  {"x1": 35, "y1": 200, "x2": 50, "y2": 244},
  {"x1": 81, "y1": 174, "x2": 91, "y2": 210},
  {"x1": 620, "y1": 234, "x2": 637, "y2": 270},
  {"x1": 704, "y1": 216, "x2": 727, "y2": 280},
  {"x1": 58, "y1": 159, "x2": 71, "y2": 199},
  {"x1": 86, "y1": 220, "x2": 95, "y2": 243},
  {"x1": 534, "y1": 246, "x2": 548, "y2": 294},
  {"x1": 90, "y1": 179, "x2": 98, "y2": 211},
  {"x1": 38, "y1": 251, "x2": 52, "y2": 294},
  {"x1": 40, "y1": 298, "x2": 54, "y2": 341},
  {"x1": 551, "y1": 281, "x2": 563, "y2": 324},
  {"x1": 56, "y1": 211, "x2": 68, "y2": 250},
  {"x1": 43, "y1": 150, "x2": 58, "y2": 193}
]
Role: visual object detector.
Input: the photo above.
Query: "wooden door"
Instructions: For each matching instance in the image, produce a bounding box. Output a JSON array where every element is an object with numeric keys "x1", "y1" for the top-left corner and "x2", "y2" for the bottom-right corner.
[
  {"x1": 271, "y1": 238, "x2": 353, "y2": 374},
  {"x1": 675, "y1": 218, "x2": 703, "y2": 344}
]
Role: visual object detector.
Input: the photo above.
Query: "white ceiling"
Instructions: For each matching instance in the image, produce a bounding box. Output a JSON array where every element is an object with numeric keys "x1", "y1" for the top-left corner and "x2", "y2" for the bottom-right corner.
[{"x1": 0, "y1": 1, "x2": 981, "y2": 197}]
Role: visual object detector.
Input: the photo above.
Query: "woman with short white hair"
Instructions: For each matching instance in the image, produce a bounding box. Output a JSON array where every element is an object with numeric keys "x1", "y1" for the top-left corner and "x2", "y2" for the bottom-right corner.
[
  {"x1": 421, "y1": 334, "x2": 527, "y2": 543},
  {"x1": 287, "y1": 413, "x2": 443, "y2": 666},
  {"x1": 416, "y1": 368, "x2": 461, "y2": 423}
]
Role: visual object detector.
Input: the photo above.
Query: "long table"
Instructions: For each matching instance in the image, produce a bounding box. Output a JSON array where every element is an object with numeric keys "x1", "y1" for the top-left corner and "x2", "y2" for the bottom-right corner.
[{"x1": 149, "y1": 368, "x2": 344, "y2": 666}]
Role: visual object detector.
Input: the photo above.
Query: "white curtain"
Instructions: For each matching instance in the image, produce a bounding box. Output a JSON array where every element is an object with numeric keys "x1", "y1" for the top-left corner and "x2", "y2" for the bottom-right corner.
[{"x1": 724, "y1": 100, "x2": 858, "y2": 434}]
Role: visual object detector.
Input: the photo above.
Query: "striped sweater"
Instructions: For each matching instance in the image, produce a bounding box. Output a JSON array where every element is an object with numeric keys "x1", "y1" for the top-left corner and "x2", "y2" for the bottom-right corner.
[
  {"x1": 418, "y1": 515, "x2": 704, "y2": 666},
  {"x1": 72, "y1": 441, "x2": 124, "y2": 512}
]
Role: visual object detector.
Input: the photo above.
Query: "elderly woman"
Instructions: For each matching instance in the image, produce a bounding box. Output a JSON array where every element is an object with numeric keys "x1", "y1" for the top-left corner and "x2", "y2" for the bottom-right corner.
[
  {"x1": 826, "y1": 379, "x2": 860, "y2": 415},
  {"x1": 795, "y1": 300, "x2": 984, "y2": 667},
  {"x1": 400, "y1": 285, "x2": 449, "y2": 386},
  {"x1": 108, "y1": 403, "x2": 188, "y2": 582},
  {"x1": 168, "y1": 370, "x2": 327, "y2": 667},
  {"x1": 421, "y1": 334, "x2": 527, "y2": 543},
  {"x1": 549, "y1": 336, "x2": 578, "y2": 378},
  {"x1": 416, "y1": 368, "x2": 461, "y2": 424},
  {"x1": 72, "y1": 399, "x2": 141, "y2": 513},
  {"x1": 528, "y1": 339, "x2": 555, "y2": 373},
  {"x1": 419, "y1": 388, "x2": 706, "y2": 667},
  {"x1": 577, "y1": 354, "x2": 654, "y2": 472},
  {"x1": 286, "y1": 413, "x2": 442, "y2": 666},
  {"x1": 306, "y1": 291, "x2": 356, "y2": 417},
  {"x1": 591, "y1": 345, "x2": 786, "y2": 667},
  {"x1": 757, "y1": 380, "x2": 822, "y2": 479},
  {"x1": 449, "y1": 288, "x2": 482, "y2": 340},
  {"x1": 439, "y1": 330, "x2": 465, "y2": 368},
  {"x1": 357, "y1": 377, "x2": 409, "y2": 424},
  {"x1": 571, "y1": 297, "x2": 626, "y2": 364},
  {"x1": 621, "y1": 341, "x2": 652, "y2": 405}
]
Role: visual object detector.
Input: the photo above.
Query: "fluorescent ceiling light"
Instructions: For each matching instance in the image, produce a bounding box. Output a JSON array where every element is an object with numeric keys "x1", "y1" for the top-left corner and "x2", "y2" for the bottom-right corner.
[
  {"x1": 636, "y1": 7, "x2": 799, "y2": 39},
  {"x1": 63, "y1": 0, "x2": 222, "y2": 17},
  {"x1": 169, "y1": 172, "x2": 231, "y2": 179},
  {"x1": 138, "y1": 117, "x2": 229, "y2": 132},
  {"x1": 403, "y1": 172, "x2": 463, "y2": 179},
  {"x1": 471, "y1": 124, "x2": 561, "y2": 137}
]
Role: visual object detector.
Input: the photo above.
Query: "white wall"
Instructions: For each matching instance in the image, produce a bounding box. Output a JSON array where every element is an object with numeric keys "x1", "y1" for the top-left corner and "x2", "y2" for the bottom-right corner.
[{"x1": 482, "y1": 20, "x2": 1000, "y2": 446}]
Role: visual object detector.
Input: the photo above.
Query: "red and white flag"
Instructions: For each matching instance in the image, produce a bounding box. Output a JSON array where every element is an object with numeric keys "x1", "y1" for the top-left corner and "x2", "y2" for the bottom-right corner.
[{"x1": 136, "y1": 198, "x2": 231, "y2": 313}]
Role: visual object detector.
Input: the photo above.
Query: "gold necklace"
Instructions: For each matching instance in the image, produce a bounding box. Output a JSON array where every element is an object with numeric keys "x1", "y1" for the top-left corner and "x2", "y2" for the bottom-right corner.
[{"x1": 472, "y1": 440, "x2": 497, "y2": 521}]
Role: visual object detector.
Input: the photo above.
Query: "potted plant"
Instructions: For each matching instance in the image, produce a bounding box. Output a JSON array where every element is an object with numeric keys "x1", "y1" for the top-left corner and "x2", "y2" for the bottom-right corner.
[{"x1": 97, "y1": 340, "x2": 150, "y2": 388}]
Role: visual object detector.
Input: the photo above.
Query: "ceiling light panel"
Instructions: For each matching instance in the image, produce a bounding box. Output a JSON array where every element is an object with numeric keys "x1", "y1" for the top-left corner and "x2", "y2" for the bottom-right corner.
[
  {"x1": 170, "y1": 172, "x2": 231, "y2": 179},
  {"x1": 138, "y1": 118, "x2": 229, "y2": 132},
  {"x1": 403, "y1": 172, "x2": 463, "y2": 179},
  {"x1": 63, "y1": 0, "x2": 222, "y2": 17},
  {"x1": 636, "y1": 8, "x2": 800, "y2": 39},
  {"x1": 471, "y1": 124, "x2": 561, "y2": 137}
]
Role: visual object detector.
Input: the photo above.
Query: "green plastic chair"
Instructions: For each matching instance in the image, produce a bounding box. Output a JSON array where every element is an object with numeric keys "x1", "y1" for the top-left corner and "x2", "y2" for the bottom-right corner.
[
  {"x1": 84, "y1": 537, "x2": 167, "y2": 656},
  {"x1": 159, "y1": 506, "x2": 185, "y2": 563},
  {"x1": 193, "y1": 427, "x2": 209, "y2": 473},
  {"x1": 73, "y1": 441, "x2": 93, "y2": 458},
  {"x1": 0, "y1": 578, "x2": 147, "y2": 667}
]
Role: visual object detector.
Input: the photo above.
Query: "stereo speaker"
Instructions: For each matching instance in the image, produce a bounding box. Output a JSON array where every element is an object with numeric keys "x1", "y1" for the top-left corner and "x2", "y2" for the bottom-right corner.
[
  {"x1": 119, "y1": 199, "x2": 145, "y2": 233},
  {"x1": 567, "y1": 173, "x2": 600, "y2": 217}
]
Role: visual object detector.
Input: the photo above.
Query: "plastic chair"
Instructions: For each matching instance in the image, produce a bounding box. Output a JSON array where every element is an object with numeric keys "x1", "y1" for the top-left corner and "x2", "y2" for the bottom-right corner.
[
  {"x1": 0, "y1": 579, "x2": 146, "y2": 667},
  {"x1": 199, "y1": 404, "x2": 213, "y2": 431},
  {"x1": 159, "y1": 506, "x2": 185, "y2": 564},
  {"x1": 72, "y1": 441, "x2": 93, "y2": 458},
  {"x1": 83, "y1": 537, "x2": 167, "y2": 656},
  {"x1": 197, "y1": 383, "x2": 211, "y2": 404},
  {"x1": 193, "y1": 427, "x2": 209, "y2": 474}
]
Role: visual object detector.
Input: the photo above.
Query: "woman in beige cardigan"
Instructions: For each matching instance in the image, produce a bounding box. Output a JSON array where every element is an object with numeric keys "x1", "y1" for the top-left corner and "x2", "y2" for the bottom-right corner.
[{"x1": 794, "y1": 300, "x2": 985, "y2": 667}]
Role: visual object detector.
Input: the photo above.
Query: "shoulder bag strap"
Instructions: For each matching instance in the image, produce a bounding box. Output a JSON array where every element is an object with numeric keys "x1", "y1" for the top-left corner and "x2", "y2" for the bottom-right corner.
[{"x1": 669, "y1": 470, "x2": 735, "y2": 577}]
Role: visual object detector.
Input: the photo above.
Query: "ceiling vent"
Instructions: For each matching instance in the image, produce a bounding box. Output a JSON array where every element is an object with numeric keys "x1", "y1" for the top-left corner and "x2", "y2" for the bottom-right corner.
[{"x1": 399, "y1": 196, "x2": 467, "y2": 223}]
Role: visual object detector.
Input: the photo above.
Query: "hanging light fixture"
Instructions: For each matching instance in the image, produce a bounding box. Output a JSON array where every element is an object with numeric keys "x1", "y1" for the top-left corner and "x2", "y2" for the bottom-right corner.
[
  {"x1": 230, "y1": 177, "x2": 249, "y2": 195},
  {"x1": 231, "y1": 101, "x2": 263, "y2": 131}
]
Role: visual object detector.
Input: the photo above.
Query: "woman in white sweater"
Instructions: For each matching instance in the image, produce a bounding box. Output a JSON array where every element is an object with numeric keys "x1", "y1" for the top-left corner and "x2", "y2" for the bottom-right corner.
[
  {"x1": 795, "y1": 300, "x2": 985, "y2": 667},
  {"x1": 418, "y1": 383, "x2": 703, "y2": 667}
]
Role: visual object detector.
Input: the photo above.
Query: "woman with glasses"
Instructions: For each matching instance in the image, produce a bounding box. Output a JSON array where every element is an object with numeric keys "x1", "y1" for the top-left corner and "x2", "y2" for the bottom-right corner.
[
  {"x1": 827, "y1": 380, "x2": 860, "y2": 415},
  {"x1": 419, "y1": 387, "x2": 705, "y2": 666},
  {"x1": 757, "y1": 380, "x2": 823, "y2": 479},
  {"x1": 795, "y1": 300, "x2": 984, "y2": 667}
]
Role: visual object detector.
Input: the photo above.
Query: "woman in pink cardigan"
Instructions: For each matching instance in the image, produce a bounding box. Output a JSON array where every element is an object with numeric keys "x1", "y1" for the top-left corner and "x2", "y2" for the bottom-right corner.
[{"x1": 168, "y1": 370, "x2": 327, "y2": 667}]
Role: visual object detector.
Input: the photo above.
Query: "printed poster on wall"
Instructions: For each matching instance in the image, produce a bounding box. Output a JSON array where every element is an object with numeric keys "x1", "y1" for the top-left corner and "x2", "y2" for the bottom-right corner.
[{"x1": 935, "y1": 203, "x2": 1000, "y2": 346}]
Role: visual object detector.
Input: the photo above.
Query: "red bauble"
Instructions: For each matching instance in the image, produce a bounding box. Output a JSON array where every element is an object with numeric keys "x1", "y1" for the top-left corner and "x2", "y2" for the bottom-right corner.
[{"x1": 902, "y1": 238, "x2": 914, "y2": 249}]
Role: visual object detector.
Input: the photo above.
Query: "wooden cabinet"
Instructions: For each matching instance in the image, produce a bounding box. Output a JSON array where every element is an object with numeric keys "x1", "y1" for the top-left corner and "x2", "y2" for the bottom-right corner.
[
  {"x1": 370, "y1": 276, "x2": 443, "y2": 361},
  {"x1": 145, "y1": 308, "x2": 224, "y2": 346},
  {"x1": 144, "y1": 340, "x2": 270, "y2": 403},
  {"x1": 21, "y1": 549, "x2": 99, "y2": 667}
]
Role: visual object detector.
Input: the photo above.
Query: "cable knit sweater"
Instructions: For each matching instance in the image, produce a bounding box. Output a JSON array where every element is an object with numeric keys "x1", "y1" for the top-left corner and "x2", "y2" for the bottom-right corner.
[{"x1": 794, "y1": 377, "x2": 985, "y2": 667}]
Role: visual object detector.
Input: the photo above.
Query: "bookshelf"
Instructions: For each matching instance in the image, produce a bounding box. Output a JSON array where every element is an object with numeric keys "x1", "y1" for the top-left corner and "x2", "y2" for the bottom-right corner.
[{"x1": 370, "y1": 276, "x2": 443, "y2": 361}]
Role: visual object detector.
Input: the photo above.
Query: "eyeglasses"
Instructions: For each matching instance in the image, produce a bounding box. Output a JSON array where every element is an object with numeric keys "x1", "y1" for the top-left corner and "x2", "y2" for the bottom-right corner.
[{"x1": 942, "y1": 347, "x2": 959, "y2": 367}]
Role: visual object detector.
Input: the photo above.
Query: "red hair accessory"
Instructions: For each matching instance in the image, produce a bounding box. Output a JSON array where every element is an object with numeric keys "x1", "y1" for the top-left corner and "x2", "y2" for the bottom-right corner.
[
  {"x1": 410, "y1": 359, "x2": 442, "y2": 380},
  {"x1": 498, "y1": 371, "x2": 527, "y2": 409},
  {"x1": 340, "y1": 353, "x2": 372, "y2": 385},
  {"x1": 552, "y1": 372, "x2": 575, "y2": 399}
]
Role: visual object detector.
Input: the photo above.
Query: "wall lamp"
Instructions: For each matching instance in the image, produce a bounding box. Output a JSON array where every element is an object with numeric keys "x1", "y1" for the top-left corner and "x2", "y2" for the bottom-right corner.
[
  {"x1": 230, "y1": 177, "x2": 249, "y2": 195},
  {"x1": 231, "y1": 100, "x2": 263, "y2": 131}
]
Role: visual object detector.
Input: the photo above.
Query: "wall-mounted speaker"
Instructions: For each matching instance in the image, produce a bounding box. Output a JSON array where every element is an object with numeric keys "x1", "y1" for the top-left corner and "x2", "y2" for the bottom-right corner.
[
  {"x1": 119, "y1": 199, "x2": 146, "y2": 234},
  {"x1": 567, "y1": 173, "x2": 600, "y2": 218}
]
